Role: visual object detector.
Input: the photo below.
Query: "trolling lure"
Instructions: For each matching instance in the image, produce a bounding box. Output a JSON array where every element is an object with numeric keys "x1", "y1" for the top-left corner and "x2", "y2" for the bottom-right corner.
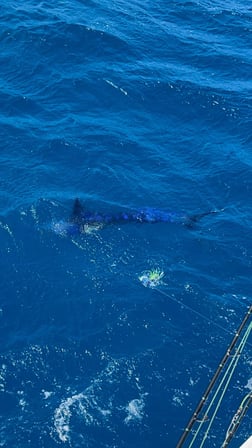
[{"x1": 138, "y1": 269, "x2": 165, "y2": 288}]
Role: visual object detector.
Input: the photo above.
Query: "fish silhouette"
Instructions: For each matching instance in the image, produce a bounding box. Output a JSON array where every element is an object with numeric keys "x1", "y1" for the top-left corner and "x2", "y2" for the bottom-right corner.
[{"x1": 51, "y1": 198, "x2": 221, "y2": 236}]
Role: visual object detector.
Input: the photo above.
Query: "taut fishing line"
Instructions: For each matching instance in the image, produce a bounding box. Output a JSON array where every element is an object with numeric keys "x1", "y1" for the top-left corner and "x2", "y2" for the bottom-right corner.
[{"x1": 138, "y1": 269, "x2": 248, "y2": 339}]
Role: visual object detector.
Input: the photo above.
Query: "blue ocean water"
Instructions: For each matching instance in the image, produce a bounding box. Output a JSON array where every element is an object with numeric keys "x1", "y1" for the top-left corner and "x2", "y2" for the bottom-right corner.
[{"x1": 0, "y1": 0, "x2": 252, "y2": 447}]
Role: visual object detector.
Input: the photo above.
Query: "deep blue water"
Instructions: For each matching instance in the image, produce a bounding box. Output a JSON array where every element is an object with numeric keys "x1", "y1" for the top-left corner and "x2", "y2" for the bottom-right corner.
[{"x1": 0, "y1": 1, "x2": 252, "y2": 447}]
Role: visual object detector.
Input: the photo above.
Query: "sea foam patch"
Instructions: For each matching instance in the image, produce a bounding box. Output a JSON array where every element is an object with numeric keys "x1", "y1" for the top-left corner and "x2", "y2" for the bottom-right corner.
[
  {"x1": 124, "y1": 394, "x2": 147, "y2": 424},
  {"x1": 53, "y1": 356, "x2": 147, "y2": 444}
]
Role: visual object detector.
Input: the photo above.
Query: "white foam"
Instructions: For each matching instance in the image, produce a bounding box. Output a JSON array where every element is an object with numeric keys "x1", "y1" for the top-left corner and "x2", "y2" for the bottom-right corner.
[
  {"x1": 54, "y1": 389, "x2": 110, "y2": 443},
  {"x1": 172, "y1": 389, "x2": 189, "y2": 407},
  {"x1": 0, "y1": 364, "x2": 7, "y2": 392},
  {"x1": 42, "y1": 390, "x2": 53, "y2": 400},
  {"x1": 105, "y1": 79, "x2": 128, "y2": 95},
  {"x1": 17, "y1": 390, "x2": 27, "y2": 410},
  {"x1": 245, "y1": 378, "x2": 252, "y2": 391},
  {"x1": 124, "y1": 395, "x2": 147, "y2": 424},
  {"x1": 53, "y1": 357, "x2": 147, "y2": 443},
  {"x1": 54, "y1": 393, "x2": 84, "y2": 443}
]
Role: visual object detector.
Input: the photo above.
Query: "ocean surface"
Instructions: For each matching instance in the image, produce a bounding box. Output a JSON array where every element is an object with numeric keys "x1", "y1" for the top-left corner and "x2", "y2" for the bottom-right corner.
[{"x1": 0, "y1": 0, "x2": 252, "y2": 447}]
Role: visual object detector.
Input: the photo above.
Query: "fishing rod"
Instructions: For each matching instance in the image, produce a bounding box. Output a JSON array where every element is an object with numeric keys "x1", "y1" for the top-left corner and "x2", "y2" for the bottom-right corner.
[
  {"x1": 221, "y1": 392, "x2": 252, "y2": 447},
  {"x1": 175, "y1": 304, "x2": 252, "y2": 448}
]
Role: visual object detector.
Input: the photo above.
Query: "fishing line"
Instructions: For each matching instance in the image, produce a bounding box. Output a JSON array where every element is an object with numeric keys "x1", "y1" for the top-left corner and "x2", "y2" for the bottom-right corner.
[
  {"x1": 155, "y1": 287, "x2": 240, "y2": 339},
  {"x1": 189, "y1": 321, "x2": 252, "y2": 448},
  {"x1": 154, "y1": 287, "x2": 252, "y2": 351},
  {"x1": 139, "y1": 269, "x2": 251, "y2": 342}
]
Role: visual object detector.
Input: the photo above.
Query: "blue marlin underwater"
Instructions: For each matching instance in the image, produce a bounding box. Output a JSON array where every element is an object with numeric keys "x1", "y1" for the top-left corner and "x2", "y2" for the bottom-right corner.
[{"x1": 51, "y1": 198, "x2": 221, "y2": 236}]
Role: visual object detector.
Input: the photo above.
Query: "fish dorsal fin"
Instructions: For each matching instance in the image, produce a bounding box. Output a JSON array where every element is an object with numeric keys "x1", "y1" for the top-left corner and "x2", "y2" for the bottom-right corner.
[{"x1": 71, "y1": 198, "x2": 83, "y2": 222}]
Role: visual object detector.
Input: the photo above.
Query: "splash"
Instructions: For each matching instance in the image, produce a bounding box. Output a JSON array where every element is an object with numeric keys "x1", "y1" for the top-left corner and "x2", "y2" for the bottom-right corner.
[{"x1": 138, "y1": 269, "x2": 164, "y2": 288}]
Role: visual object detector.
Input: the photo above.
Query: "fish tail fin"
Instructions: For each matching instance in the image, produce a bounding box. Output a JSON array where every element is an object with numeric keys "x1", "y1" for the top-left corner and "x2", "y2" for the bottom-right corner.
[{"x1": 185, "y1": 209, "x2": 224, "y2": 228}]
